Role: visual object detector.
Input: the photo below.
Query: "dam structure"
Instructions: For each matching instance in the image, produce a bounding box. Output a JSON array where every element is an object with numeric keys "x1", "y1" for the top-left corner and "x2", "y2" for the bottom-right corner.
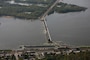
[{"x1": 40, "y1": 0, "x2": 62, "y2": 46}]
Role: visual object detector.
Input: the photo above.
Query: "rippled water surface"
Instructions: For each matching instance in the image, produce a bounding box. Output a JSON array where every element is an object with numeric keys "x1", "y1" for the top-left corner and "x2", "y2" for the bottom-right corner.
[{"x1": 0, "y1": 0, "x2": 90, "y2": 49}]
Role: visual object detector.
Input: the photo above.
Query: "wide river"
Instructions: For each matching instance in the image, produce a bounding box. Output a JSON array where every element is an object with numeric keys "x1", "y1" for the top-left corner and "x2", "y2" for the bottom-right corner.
[{"x1": 0, "y1": 0, "x2": 90, "y2": 49}]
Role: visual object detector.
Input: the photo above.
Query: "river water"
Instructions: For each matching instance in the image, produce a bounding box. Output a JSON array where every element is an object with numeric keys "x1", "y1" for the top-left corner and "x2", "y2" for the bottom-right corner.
[{"x1": 0, "y1": 0, "x2": 90, "y2": 49}]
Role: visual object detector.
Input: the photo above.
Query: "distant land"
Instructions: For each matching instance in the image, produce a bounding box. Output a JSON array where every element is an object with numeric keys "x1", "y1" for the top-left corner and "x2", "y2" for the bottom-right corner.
[{"x1": 0, "y1": 0, "x2": 87, "y2": 19}]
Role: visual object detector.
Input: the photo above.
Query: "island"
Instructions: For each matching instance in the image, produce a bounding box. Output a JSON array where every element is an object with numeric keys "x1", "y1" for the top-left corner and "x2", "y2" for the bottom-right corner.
[{"x1": 0, "y1": 0, "x2": 87, "y2": 19}]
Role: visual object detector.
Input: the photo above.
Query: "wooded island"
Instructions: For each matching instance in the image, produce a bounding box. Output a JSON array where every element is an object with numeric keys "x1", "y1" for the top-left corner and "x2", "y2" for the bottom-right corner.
[{"x1": 0, "y1": 0, "x2": 87, "y2": 19}]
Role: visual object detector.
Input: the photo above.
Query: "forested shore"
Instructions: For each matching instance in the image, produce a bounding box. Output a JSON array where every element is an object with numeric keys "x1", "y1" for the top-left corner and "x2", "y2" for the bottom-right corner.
[{"x1": 0, "y1": 0, "x2": 87, "y2": 19}]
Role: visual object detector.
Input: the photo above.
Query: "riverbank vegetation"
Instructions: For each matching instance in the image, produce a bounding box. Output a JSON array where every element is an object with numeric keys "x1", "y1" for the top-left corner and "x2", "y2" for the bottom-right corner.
[
  {"x1": 38, "y1": 51, "x2": 90, "y2": 60},
  {"x1": 48, "y1": 2, "x2": 87, "y2": 15},
  {"x1": 0, "y1": 0, "x2": 87, "y2": 19}
]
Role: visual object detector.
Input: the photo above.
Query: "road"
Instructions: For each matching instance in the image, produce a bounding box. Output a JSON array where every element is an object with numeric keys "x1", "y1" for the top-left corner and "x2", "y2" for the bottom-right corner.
[
  {"x1": 41, "y1": 0, "x2": 60, "y2": 20},
  {"x1": 40, "y1": 0, "x2": 60, "y2": 43},
  {"x1": 14, "y1": 51, "x2": 19, "y2": 60}
]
